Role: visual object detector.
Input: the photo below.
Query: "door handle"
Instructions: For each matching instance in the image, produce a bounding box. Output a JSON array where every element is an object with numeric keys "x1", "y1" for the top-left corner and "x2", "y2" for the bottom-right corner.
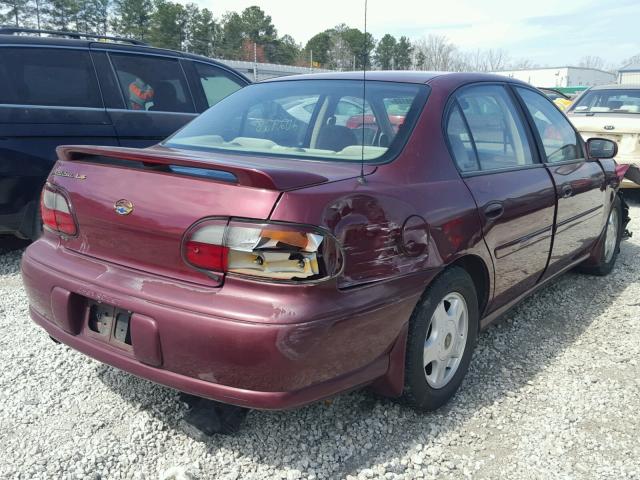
[
  {"x1": 484, "y1": 202, "x2": 504, "y2": 220},
  {"x1": 561, "y1": 184, "x2": 573, "y2": 198}
]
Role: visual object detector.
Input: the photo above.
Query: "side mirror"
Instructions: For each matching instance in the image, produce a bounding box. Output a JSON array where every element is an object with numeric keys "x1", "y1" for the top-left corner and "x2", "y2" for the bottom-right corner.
[{"x1": 587, "y1": 138, "x2": 618, "y2": 160}]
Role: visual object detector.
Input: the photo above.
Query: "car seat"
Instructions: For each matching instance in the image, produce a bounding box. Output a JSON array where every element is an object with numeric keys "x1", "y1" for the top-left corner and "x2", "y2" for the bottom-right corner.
[
  {"x1": 316, "y1": 116, "x2": 358, "y2": 151},
  {"x1": 152, "y1": 81, "x2": 180, "y2": 112}
]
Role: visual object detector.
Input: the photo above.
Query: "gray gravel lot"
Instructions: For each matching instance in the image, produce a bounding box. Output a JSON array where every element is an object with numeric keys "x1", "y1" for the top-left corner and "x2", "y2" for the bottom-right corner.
[{"x1": 1, "y1": 200, "x2": 639, "y2": 480}]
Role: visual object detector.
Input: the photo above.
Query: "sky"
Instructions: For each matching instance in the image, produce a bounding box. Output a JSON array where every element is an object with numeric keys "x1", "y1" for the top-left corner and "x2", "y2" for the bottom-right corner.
[{"x1": 180, "y1": 0, "x2": 640, "y2": 67}]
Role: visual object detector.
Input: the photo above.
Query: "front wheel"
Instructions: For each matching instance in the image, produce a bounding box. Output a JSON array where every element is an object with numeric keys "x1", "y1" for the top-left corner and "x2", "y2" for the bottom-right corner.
[
  {"x1": 579, "y1": 195, "x2": 623, "y2": 276},
  {"x1": 400, "y1": 267, "x2": 479, "y2": 411}
]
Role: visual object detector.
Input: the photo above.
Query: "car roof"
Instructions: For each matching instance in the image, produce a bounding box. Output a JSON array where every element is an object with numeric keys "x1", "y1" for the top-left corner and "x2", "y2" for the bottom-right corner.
[
  {"x1": 262, "y1": 70, "x2": 531, "y2": 86},
  {"x1": 587, "y1": 84, "x2": 640, "y2": 91},
  {"x1": 0, "y1": 33, "x2": 251, "y2": 83}
]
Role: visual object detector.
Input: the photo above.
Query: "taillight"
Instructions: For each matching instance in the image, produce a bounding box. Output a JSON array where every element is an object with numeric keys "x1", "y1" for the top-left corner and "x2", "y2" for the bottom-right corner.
[
  {"x1": 183, "y1": 218, "x2": 343, "y2": 282},
  {"x1": 41, "y1": 184, "x2": 78, "y2": 236},
  {"x1": 616, "y1": 163, "x2": 630, "y2": 181}
]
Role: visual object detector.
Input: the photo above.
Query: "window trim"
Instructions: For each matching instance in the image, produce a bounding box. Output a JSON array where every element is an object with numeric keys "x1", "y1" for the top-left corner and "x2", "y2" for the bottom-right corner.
[
  {"x1": 447, "y1": 100, "x2": 481, "y2": 172},
  {"x1": 442, "y1": 81, "x2": 542, "y2": 177},
  {"x1": 509, "y1": 84, "x2": 586, "y2": 165}
]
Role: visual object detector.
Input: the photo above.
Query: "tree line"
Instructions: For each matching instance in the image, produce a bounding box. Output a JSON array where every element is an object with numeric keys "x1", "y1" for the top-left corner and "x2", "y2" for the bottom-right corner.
[{"x1": 1, "y1": 0, "x2": 637, "y2": 71}]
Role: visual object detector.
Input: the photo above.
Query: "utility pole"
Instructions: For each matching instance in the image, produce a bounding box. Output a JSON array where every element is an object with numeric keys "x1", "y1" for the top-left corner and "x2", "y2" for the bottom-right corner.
[
  {"x1": 35, "y1": 0, "x2": 41, "y2": 31},
  {"x1": 310, "y1": 49, "x2": 313, "y2": 71},
  {"x1": 253, "y1": 42, "x2": 258, "y2": 82}
]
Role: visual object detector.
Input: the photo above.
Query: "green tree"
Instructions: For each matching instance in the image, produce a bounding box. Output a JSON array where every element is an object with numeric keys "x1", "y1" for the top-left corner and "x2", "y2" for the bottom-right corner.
[
  {"x1": 374, "y1": 33, "x2": 396, "y2": 70},
  {"x1": 186, "y1": 6, "x2": 217, "y2": 57},
  {"x1": 0, "y1": 0, "x2": 34, "y2": 27},
  {"x1": 415, "y1": 50, "x2": 426, "y2": 70},
  {"x1": 217, "y1": 11, "x2": 243, "y2": 59},
  {"x1": 341, "y1": 27, "x2": 374, "y2": 69},
  {"x1": 111, "y1": 0, "x2": 154, "y2": 40},
  {"x1": 394, "y1": 36, "x2": 413, "y2": 70},
  {"x1": 304, "y1": 31, "x2": 331, "y2": 66},
  {"x1": 240, "y1": 5, "x2": 275, "y2": 44},
  {"x1": 83, "y1": 0, "x2": 111, "y2": 34},
  {"x1": 42, "y1": 0, "x2": 78, "y2": 31},
  {"x1": 266, "y1": 34, "x2": 299, "y2": 65},
  {"x1": 148, "y1": 0, "x2": 186, "y2": 50}
]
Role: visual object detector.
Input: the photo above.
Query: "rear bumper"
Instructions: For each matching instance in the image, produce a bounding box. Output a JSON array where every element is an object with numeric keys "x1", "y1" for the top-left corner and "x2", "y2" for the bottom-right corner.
[{"x1": 22, "y1": 238, "x2": 430, "y2": 409}]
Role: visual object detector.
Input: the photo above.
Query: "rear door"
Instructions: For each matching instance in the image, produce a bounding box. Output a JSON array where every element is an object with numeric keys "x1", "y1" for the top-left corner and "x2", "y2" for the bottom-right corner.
[
  {"x1": 0, "y1": 45, "x2": 117, "y2": 234},
  {"x1": 514, "y1": 86, "x2": 606, "y2": 279},
  {"x1": 97, "y1": 49, "x2": 198, "y2": 147},
  {"x1": 446, "y1": 84, "x2": 556, "y2": 311}
]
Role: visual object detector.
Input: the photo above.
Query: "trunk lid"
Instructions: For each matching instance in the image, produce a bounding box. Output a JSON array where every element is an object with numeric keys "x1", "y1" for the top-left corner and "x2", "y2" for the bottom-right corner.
[
  {"x1": 50, "y1": 145, "x2": 370, "y2": 286},
  {"x1": 569, "y1": 114, "x2": 640, "y2": 162}
]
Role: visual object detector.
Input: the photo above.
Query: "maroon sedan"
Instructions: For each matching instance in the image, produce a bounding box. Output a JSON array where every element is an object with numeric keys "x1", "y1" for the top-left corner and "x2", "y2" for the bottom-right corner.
[{"x1": 22, "y1": 72, "x2": 628, "y2": 412}]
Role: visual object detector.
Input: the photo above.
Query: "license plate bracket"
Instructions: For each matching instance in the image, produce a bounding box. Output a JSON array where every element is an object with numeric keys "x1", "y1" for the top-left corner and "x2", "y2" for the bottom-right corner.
[{"x1": 87, "y1": 301, "x2": 133, "y2": 349}]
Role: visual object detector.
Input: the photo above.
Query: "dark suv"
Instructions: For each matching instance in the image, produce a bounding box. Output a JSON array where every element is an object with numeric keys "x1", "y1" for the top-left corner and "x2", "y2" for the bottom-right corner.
[{"x1": 0, "y1": 28, "x2": 249, "y2": 240}]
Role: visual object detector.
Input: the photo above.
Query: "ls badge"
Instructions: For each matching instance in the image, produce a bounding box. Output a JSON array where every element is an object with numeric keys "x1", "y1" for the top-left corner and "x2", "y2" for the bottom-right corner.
[{"x1": 114, "y1": 199, "x2": 134, "y2": 216}]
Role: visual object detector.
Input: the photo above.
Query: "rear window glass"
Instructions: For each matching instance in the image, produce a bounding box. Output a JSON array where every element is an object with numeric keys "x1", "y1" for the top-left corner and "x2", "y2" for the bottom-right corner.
[
  {"x1": 164, "y1": 80, "x2": 429, "y2": 163},
  {"x1": 572, "y1": 89, "x2": 640, "y2": 114},
  {"x1": 0, "y1": 47, "x2": 101, "y2": 108}
]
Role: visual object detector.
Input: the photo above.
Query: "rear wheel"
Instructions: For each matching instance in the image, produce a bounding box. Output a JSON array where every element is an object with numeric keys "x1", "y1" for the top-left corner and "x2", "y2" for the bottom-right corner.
[
  {"x1": 400, "y1": 267, "x2": 478, "y2": 411},
  {"x1": 579, "y1": 195, "x2": 623, "y2": 276}
]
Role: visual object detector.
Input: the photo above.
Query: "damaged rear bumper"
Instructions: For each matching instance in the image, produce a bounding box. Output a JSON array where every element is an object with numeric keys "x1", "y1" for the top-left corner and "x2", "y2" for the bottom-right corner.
[{"x1": 21, "y1": 238, "x2": 429, "y2": 409}]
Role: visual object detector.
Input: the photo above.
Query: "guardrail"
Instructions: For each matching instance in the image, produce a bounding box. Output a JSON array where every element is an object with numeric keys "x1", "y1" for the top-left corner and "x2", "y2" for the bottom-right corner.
[{"x1": 214, "y1": 59, "x2": 332, "y2": 81}]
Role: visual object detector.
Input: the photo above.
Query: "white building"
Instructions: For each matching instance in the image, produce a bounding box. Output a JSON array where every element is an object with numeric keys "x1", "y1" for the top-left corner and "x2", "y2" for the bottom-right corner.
[
  {"x1": 618, "y1": 63, "x2": 640, "y2": 85},
  {"x1": 491, "y1": 66, "x2": 615, "y2": 88}
]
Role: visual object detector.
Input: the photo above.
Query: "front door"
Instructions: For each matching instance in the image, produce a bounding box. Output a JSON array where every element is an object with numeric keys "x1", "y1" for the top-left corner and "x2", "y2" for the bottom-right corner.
[
  {"x1": 514, "y1": 87, "x2": 607, "y2": 278},
  {"x1": 446, "y1": 84, "x2": 556, "y2": 311}
]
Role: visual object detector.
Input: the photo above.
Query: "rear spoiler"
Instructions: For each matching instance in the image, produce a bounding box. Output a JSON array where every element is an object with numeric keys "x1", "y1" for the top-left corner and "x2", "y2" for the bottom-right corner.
[{"x1": 56, "y1": 145, "x2": 330, "y2": 191}]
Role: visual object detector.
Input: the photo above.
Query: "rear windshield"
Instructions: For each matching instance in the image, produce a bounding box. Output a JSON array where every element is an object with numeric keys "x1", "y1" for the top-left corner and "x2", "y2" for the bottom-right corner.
[
  {"x1": 164, "y1": 79, "x2": 429, "y2": 163},
  {"x1": 572, "y1": 89, "x2": 640, "y2": 114}
]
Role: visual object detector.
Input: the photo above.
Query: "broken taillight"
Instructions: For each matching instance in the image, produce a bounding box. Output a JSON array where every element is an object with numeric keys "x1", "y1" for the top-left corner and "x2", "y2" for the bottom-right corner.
[
  {"x1": 41, "y1": 184, "x2": 78, "y2": 236},
  {"x1": 616, "y1": 163, "x2": 630, "y2": 181},
  {"x1": 182, "y1": 218, "x2": 343, "y2": 282}
]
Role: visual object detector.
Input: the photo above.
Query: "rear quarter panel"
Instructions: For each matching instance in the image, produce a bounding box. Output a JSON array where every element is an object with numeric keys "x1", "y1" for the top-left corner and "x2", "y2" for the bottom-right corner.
[{"x1": 270, "y1": 79, "x2": 493, "y2": 295}]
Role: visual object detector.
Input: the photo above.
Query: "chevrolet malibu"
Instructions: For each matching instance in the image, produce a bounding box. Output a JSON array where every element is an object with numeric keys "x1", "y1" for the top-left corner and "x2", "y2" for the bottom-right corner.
[{"x1": 22, "y1": 72, "x2": 628, "y2": 411}]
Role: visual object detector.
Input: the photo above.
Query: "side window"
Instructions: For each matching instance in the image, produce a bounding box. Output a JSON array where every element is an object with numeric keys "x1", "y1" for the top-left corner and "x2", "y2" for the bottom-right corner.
[
  {"x1": 457, "y1": 85, "x2": 533, "y2": 171},
  {"x1": 194, "y1": 63, "x2": 244, "y2": 108},
  {"x1": 110, "y1": 53, "x2": 194, "y2": 113},
  {"x1": 516, "y1": 87, "x2": 583, "y2": 163},
  {"x1": 0, "y1": 47, "x2": 101, "y2": 108},
  {"x1": 446, "y1": 104, "x2": 479, "y2": 172}
]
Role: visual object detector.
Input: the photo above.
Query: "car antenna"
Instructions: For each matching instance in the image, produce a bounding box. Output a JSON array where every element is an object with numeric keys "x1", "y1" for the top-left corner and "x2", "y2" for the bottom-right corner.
[{"x1": 358, "y1": 0, "x2": 368, "y2": 185}]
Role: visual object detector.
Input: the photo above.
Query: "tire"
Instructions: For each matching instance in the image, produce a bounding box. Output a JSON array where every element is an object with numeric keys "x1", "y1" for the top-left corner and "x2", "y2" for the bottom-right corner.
[
  {"x1": 579, "y1": 195, "x2": 623, "y2": 276},
  {"x1": 30, "y1": 201, "x2": 43, "y2": 240},
  {"x1": 400, "y1": 266, "x2": 479, "y2": 411}
]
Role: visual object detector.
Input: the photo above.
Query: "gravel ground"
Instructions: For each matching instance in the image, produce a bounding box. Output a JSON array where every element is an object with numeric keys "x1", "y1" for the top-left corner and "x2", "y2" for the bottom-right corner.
[{"x1": 1, "y1": 200, "x2": 639, "y2": 480}]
